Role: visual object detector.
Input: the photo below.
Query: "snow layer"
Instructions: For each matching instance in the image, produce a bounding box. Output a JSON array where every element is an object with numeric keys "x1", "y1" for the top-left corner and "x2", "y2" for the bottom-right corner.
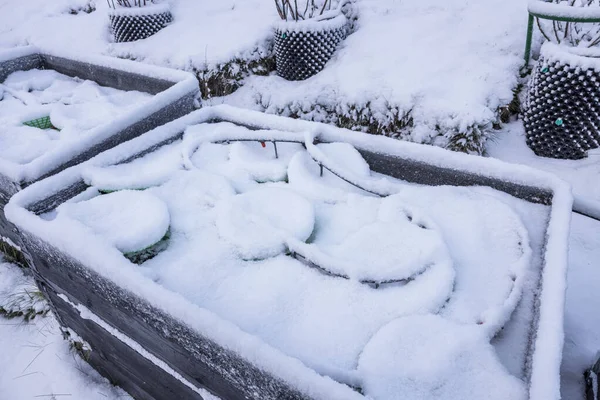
[
  {"x1": 6, "y1": 105, "x2": 573, "y2": 400},
  {"x1": 1, "y1": 0, "x2": 527, "y2": 151},
  {"x1": 0, "y1": 69, "x2": 151, "y2": 164},
  {"x1": 56, "y1": 190, "x2": 170, "y2": 254},
  {"x1": 0, "y1": 46, "x2": 198, "y2": 184},
  {"x1": 0, "y1": 0, "x2": 276, "y2": 71},
  {"x1": 17, "y1": 123, "x2": 529, "y2": 395},
  {"x1": 487, "y1": 120, "x2": 600, "y2": 220},
  {"x1": 0, "y1": 258, "x2": 132, "y2": 400},
  {"x1": 528, "y1": 0, "x2": 600, "y2": 20},
  {"x1": 357, "y1": 315, "x2": 527, "y2": 400},
  {"x1": 219, "y1": 0, "x2": 528, "y2": 150}
]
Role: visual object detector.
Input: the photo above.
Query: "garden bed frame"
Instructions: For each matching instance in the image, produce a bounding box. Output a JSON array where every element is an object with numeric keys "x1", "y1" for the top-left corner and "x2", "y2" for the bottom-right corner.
[
  {"x1": 0, "y1": 46, "x2": 199, "y2": 266},
  {"x1": 6, "y1": 105, "x2": 572, "y2": 400}
]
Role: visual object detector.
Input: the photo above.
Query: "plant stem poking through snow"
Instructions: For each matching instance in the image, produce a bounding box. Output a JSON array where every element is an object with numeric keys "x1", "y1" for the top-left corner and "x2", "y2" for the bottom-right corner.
[
  {"x1": 274, "y1": 0, "x2": 336, "y2": 21},
  {"x1": 108, "y1": 0, "x2": 152, "y2": 9}
]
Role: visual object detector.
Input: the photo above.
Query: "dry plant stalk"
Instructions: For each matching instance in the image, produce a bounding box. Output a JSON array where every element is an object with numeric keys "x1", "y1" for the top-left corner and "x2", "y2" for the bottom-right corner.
[
  {"x1": 274, "y1": 0, "x2": 335, "y2": 21},
  {"x1": 537, "y1": 0, "x2": 600, "y2": 47},
  {"x1": 107, "y1": 0, "x2": 152, "y2": 8}
]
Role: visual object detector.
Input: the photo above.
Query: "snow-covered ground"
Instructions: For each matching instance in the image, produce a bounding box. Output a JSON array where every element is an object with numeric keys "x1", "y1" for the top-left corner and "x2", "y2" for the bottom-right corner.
[
  {"x1": 488, "y1": 121, "x2": 600, "y2": 219},
  {"x1": 0, "y1": 258, "x2": 131, "y2": 400},
  {"x1": 0, "y1": 68, "x2": 151, "y2": 165},
  {"x1": 0, "y1": 0, "x2": 598, "y2": 398},
  {"x1": 485, "y1": 120, "x2": 600, "y2": 399},
  {"x1": 0, "y1": 0, "x2": 530, "y2": 151}
]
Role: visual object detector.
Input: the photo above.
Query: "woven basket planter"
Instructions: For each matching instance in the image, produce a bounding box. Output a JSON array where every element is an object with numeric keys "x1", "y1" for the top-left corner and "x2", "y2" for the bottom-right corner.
[
  {"x1": 109, "y1": 3, "x2": 172, "y2": 43},
  {"x1": 274, "y1": 14, "x2": 347, "y2": 81},
  {"x1": 524, "y1": 43, "x2": 600, "y2": 160}
]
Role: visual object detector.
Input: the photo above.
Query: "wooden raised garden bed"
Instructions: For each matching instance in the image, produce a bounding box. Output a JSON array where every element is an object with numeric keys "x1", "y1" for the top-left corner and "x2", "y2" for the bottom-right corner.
[{"x1": 5, "y1": 106, "x2": 572, "y2": 400}]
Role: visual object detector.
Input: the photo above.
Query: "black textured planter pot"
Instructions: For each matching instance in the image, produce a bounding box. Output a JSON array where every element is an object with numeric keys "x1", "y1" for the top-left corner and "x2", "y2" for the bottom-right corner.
[
  {"x1": 524, "y1": 43, "x2": 600, "y2": 160},
  {"x1": 275, "y1": 14, "x2": 347, "y2": 81},
  {"x1": 109, "y1": 4, "x2": 172, "y2": 43}
]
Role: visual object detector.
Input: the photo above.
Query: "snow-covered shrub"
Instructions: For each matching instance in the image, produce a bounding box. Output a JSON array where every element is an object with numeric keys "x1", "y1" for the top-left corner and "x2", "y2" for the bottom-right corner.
[{"x1": 536, "y1": 0, "x2": 600, "y2": 47}]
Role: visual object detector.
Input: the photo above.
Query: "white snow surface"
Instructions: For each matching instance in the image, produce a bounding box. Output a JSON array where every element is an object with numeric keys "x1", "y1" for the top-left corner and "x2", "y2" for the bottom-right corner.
[
  {"x1": 0, "y1": 69, "x2": 151, "y2": 164},
  {"x1": 217, "y1": 0, "x2": 528, "y2": 148},
  {"x1": 0, "y1": 0, "x2": 276, "y2": 71},
  {"x1": 357, "y1": 315, "x2": 527, "y2": 400},
  {"x1": 0, "y1": 0, "x2": 529, "y2": 149},
  {"x1": 5, "y1": 106, "x2": 573, "y2": 400},
  {"x1": 0, "y1": 258, "x2": 132, "y2": 400},
  {"x1": 56, "y1": 190, "x2": 170, "y2": 254},
  {"x1": 528, "y1": 0, "x2": 600, "y2": 19},
  {"x1": 0, "y1": 46, "x2": 198, "y2": 184},
  {"x1": 487, "y1": 120, "x2": 600, "y2": 220}
]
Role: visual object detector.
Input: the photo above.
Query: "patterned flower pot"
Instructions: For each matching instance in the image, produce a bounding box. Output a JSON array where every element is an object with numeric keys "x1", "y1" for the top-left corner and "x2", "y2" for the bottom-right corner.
[
  {"x1": 109, "y1": 3, "x2": 172, "y2": 43},
  {"x1": 524, "y1": 42, "x2": 600, "y2": 160},
  {"x1": 274, "y1": 14, "x2": 348, "y2": 81}
]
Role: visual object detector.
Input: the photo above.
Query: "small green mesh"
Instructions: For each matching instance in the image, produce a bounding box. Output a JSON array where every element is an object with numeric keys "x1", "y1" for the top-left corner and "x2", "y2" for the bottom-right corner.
[{"x1": 23, "y1": 116, "x2": 58, "y2": 130}]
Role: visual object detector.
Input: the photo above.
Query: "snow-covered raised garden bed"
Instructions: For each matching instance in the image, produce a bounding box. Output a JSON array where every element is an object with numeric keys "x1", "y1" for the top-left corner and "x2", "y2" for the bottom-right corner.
[
  {"x1": 0, "y1": 45, "x2": 198, "y2": 266},
  {"x1": 6, "y1": 106, "x2": 572, "y2": 400}
]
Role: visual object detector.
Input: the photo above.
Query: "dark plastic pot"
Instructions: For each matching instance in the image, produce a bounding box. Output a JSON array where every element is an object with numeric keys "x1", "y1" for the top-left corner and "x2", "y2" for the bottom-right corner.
[
  {"x1": 274, "y1": 14, "x2": 347, "y2": 81},
  {"x1": 109, "y1": 4, "x2": 172, "y2": 43},
  {"x1": 524, "y1": 42, "x2": 600, "y2": 160}
]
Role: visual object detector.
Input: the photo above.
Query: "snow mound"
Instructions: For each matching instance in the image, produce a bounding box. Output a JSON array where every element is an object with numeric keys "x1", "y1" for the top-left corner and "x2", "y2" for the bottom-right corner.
[
  {"x1": 387, "y1": 186, "x2": 531, "y2": 335},
  {"x1": 287, "y1": 151, "x2": 372, "y2": 202},
  {"x1": 358, "y1": 315, "x2": 527, "y2": 400},
  {"x1": 57, "y1": 190, "x2": 170, "y2": 254},
  {"x1": 216, "y1": 187, "x2": 315, "y2": 260},
  {"x1": 290, "y1": 197, "x2": 453, "y2": 284},
  {"x1": 0, "y1": 69, "x2": 151, "y2": 166}
]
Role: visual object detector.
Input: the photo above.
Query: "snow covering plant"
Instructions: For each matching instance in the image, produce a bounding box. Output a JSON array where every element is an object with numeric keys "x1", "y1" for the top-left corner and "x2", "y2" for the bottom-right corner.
[
  {"x1": 275, "y1": 0, "x2": 338, "y2": 21},
  {"x1": 537, "y1": 0, "x2": 600, "y2": 47}
]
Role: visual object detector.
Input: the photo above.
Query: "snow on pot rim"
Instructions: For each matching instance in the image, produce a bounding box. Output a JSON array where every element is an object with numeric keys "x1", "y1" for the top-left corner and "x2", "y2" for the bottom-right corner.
[
  {"x1": 274, "y1": 12, "x2": 347, "y2": 34},
  {"x1": 540, "y1": 42, "x2": 600, "y2": 70},
  {"x1": 5, "y1": 105, "x2": 573, "y2": 400}
]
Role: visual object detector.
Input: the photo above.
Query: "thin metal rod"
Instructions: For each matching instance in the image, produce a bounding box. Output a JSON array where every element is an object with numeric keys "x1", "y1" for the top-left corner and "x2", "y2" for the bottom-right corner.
[{"x1": 524, "y1": 14, "x2": 535, "y2": 66}]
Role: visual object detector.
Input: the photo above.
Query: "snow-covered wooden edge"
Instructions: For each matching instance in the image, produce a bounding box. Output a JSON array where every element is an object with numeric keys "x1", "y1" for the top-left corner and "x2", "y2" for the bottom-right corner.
[
  {"x1": 5, "y1": 105, "x2": 573, "y2": 400},
  {"x1": 274, "y1": 13, "x2": 347, "y2": 33},
  {"x1": 0, "y1": 45, "x2": 198, "y2": 184}
]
